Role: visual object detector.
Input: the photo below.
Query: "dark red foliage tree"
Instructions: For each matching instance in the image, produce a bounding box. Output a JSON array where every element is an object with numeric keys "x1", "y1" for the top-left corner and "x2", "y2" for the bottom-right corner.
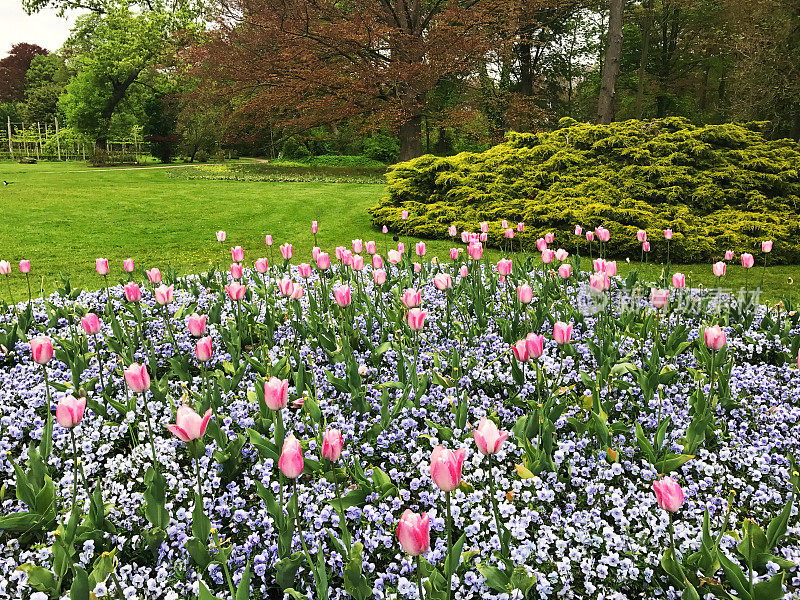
[{"x1": 0, "y1": 43, "x2": 49, "y2": 103}]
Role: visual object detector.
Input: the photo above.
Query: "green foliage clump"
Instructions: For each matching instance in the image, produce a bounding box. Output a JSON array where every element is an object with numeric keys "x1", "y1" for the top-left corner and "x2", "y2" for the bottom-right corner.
[{"x1": 369, "y1": 118, "x2": 800, "y2": 263}]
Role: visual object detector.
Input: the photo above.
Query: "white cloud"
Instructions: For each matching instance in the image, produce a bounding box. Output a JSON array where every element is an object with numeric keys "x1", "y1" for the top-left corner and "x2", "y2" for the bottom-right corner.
[{"x1": 0, "y1": 2, "x2": 85, "y2": 56}]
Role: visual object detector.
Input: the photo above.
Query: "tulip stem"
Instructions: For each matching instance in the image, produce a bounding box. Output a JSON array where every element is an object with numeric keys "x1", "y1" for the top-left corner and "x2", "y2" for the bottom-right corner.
[
  {"x1": 141, "y1": 393, "x2": 159, "y2": 469},
  {"x1": 25, "y1": 273, "x2": 31, "y2": 305},
  {"x1": 4, "y1": 274, "x2": 16, "y2": 312},
  {"x1": 445, "y1": 490, "x2": 453, "y2": 600},
  {"x1": 161, "y1": 307, "x2": 179, "y2": 356},
  {"x1": 293, "y1": 480, "x2": 320, "y2": 593},
  {"x1": 195, "y1": 455, "x2": 204, "y2": 514},
  {"x1": 668, "y1": 512, "x2": 677, "y2": 559},
  {"x1": 487, "y1": 453, "x2": 508, "y2": 557},
  {"x1": 93, "y1": 333, "x2": 106, "y2": 393},
  {"x1": 416, "y1": 554, "x2": 424, "y2": 599}
]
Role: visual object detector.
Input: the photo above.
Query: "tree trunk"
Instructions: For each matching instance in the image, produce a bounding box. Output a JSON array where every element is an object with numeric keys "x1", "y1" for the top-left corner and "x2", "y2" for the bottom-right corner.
[
  {"x1": 597, "y1": 0, "x2": 625, "y2": 124},
  {"x1": 635, "y1": 0, "x2": 653, "y2": 118},
  {"x1": 398, "y1": 114, "x2": 423, "y2": 162},
  {"x1": 518, "y1": 42, "x2": 534, "y2": 96}
]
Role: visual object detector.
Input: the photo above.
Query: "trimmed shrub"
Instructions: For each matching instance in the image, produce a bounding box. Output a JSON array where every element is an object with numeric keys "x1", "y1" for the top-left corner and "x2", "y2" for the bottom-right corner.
[{"x1": 369, "y1": 118, "x2": 800, "y2": 263}]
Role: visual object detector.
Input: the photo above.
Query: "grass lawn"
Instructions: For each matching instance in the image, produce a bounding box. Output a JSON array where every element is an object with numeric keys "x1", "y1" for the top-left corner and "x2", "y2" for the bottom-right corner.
[{"x1": 1, "y1": 159, "x2": 797, "y2": 305}]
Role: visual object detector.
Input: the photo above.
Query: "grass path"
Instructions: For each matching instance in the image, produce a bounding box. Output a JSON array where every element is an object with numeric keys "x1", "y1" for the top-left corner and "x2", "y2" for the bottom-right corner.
[{"x1": 0, "y1": 160, "x2": 798, "y2": 305}]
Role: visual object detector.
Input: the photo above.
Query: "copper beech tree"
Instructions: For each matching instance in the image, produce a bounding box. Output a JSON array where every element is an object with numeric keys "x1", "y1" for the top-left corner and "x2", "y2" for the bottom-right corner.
[{"x1": 199, "y1": 0, "x2": 522, "y2": 160}]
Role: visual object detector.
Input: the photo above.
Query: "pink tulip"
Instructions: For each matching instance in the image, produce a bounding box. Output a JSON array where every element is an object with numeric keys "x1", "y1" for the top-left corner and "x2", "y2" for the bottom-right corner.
[
  {"x1": 664, "y1": 229, "x2": 673, "y2": 240},
  {"x1": 595, "y1": 227, "x2": 610, "y2": 242},
  {"x1": 311, "y1": 220, "x2": 318, "y2": 234},
  {"x1": 334, "y1": 285, "x2": 352, "y2": 307},
  {"x1": 366, "y1": 240, "x2": 377, "y2": 255},
  {"x1": 373, "y1": 269, "x2": 387, "y2": 285},
  {"x1": 541, "y1": 249, "x2": 555, "y2": 264},
  {"x1": 353, "y1": 239, "x2": 363, "y2": 254},
  {"x1": 312, "y1": 246, "x2": 322, "y2": 261},
  {"x1": 397, "y1": 510, "x2": 430, "y2": 556},
  {"x1": 280, "y1": 243, "x2": 293, "y2": 260},
  {"x1": 643, "y1": 241, "x2": 651, "y2": 252},
  {"x1": 430, "y1": 446, "x2": 466, "y2": 492},
  {"x1": 544, "y1": 232, "x2": 555, "y2": 244},
  {"x1": 605, "y1": 261, "x2": 618, "y2": 277},
  {"x1": 497, "y1": 259, "x2": 512, "y2": 276},
  {"x1": 504, "y1": 228, "x2": 514, "y2": 239},
  {"x1": 712, "y1": 261, "x2": 726, "y2": 277},
  {"x1": 322, "y1": 428, "x2": 344, "y2": 462},
  {"x1": 231, "y1": 246, "x2": 244, "y2": 262},
  {"x1": 473, "y1": 417, "x2": 509, "y2": 455},
  {"x1": 672, "y1": 273, "x2": 686, "y2": 288},
  {"x1": 401, "y1": 210, "x2": 409, "y2": 220},
  {"x1": 449, "y1": 248, "x2": 459, "y2": 260},
  {"x1": 124, "y1": 282, "x2": 142, "y2": 302},
  {"x1": 480, "y1": 232, "x2": 488, "y2": 242},
  {"x1": 279, "y1": 435, "x2": 304, "y2": 479},
  {"x1": 0, "y1": 261, "x2": 9, "y2": 275},
  {"x1": 279, "y1": 278, "x2": 295, "y2": 297},
  {"x1": 762, "y1": 240, "x2": 773, "y2": 253},
  {"x1": 517, "y1": 222, "x2": 524, "y2": 232},
  {"x1": 265, "y1": 235, "x2": 273, "y2": 246},
  {"x1": 19, "y1": 259, "x2": 30, "y2": 274},
  {"x1": 388, "y1": 250, "x2": 402, "y2": 264},
  {"x1": 651, "y1": 288, "x2": 669, "y2": 309},
  {"x1": 195, "y1": 336, "x2": 213, "y2": 362},
  {"x1": 586, "y1": 231, "x2": 594, "y2": 242},
  {"x1": 511, "y1": 339, "x2": 529, "y2": 363},
  {"x1": 407, "y1": 308, "x2": 427, "y2": 331},
  {"x1": 593, "y1": 258, "x2": 606, "y2": 273},
  {"x1": 555, "y1": 249, "x2": 569, "y2": 261},
  {"x1": 517, "y1": 284, "x2": 533, "y2": 304},
  {"x1": 146, "y1": 268, "x2": 162, "y2": 284},
  {"x1": 415, "y1": 241, "x2": 426, "y2": 256},
  {"x1": 154, "y1": 284, "x2": 174, "y2": 305},
  {"x1": 230, "y1": 263, "x2": 243, "y2": 280},
  {"x1": 636, "y1": 230, "x2": 646, "y2": 243},
  {"x1": 526, "y1": 333, "x2": 544, "y2": 359},
  {"x1": 401, "y1": 288, "x2": 421, "y2": 309},
  {"x1": 480, "y1": 221, "x2": 489, "y2": 233},
  {"x1": 317, "y1": 252, "x2": 331, "y2": 270},
  {"x1": 216, "y1": 230, "x2": 226, "y2": 243},
  {"x1": 123, "y1": 258, "x2": 134, "y2": 273},
  {"x1": 725, "y1": 250, "x2": 734, "y2": 261},
  {"x1": 124, "y1": 363, "x2": 150, "y2": 393},
  {"x1": 166, "y1": 405, "x2": 213, "y2": 442},
  {"x1": 372, "y1": 254, "x2": 384, "y2": 269},
  {"x1": 382, "y1": 226, "x2": 388, "y2": 234},
  {"x1": 298, "y1": 263, "x2": 312, "y2": 278},
  {"x1": 574, "y1": 225, "x2": 583, "y2": 236},
  {"x1": 502, "y1": 220, "x2": 508, "y2": 229},
  {"x1": 264, "y1": 377, "x2": 289, "y2": 410},
  {"x1": 741, "y1": 253, "x2": 754, "y2": 268},
  {"x1": 459, "y1": 265, "x2": 468, "y2": 277},
  {"x1": 30, "y1": 337, "x2": 53, "y2": 365},
  {"x1": 434, "y1": 273, "x2": 452, "y2": 290},
  {"x1": 703, "y1": 324, "x2": 727, "y2": 351},
  {"x1": 467, "y1": 242, "x2": 483, "y2": 261},
  {"x1": 341, "y1": 250, "x2": 353, "y2": 266},
  {"x1": 652, "y1": 476, "x2": 684, "y2": 512},
  {"x1": 558, "y1": 263, "x2": 572, "y2": 279},
  {"x1": 255, "y1": 258, "x2": 269, "y2": 274},
  {"x1": 553, "y1": 321, "x2": 572, "y2": 345},
  {"x1": 225, "y1": 282, "x2": 246, "y2": 301},
  {"x1": 536, "y1": 238, "x2": 548, "y2": 252},
  {"x1": 96, "y1": 258, "x2": 109, "y2": 276},
  {"x1": 56, "y1": 395, "x2": 86, "y2": 429},
  {"x1": 187, "y1": 313, "x2": 207, "y2": 337},
  {"x1": 461, "y1": 231, "x2": 471, "y2": 243},
  {"x1": 80, "y1": 313, "x2": 101, "y2": 336},
  {"x1": 397, "y1": 242, "x2": 406, "y2": 254},
  {"x1": 589, "y1": 272, "x2": 609, "y2": 294},
  {"x1": 291, "y1": 284, "x2": 304, "y2": 299},
  {"x1": 448, "y1": 225, "x2": 458, "y2": 237}
]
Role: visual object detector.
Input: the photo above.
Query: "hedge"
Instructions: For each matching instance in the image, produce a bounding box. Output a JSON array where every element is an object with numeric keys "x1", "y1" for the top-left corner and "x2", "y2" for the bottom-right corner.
[{"x1": 368, "y1": 117, "x2": 800, "y2": 263}]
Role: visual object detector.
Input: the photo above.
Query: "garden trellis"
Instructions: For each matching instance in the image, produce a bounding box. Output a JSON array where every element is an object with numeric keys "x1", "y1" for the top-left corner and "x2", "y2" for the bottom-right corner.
[{"x1": 1, "y1": 117, "x2": 149, "y2": 163}]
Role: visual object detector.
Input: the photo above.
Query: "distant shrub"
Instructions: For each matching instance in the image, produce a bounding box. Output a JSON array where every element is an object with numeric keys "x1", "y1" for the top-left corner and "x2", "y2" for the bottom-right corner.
[
  {"x1": 195, "y1": 149, "x2": 209, "y2": 163},
  {"x1": 369, "y1": 118, "x2": 800, "y2": 263},
  {"x1": 364, "y1": 132, "x2": 400, "y2": 164}
]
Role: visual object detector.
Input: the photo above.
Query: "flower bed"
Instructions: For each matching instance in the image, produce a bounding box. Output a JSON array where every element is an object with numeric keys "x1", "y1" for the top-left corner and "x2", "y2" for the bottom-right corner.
[{"x1": 1, "y1": 231, "x2": 800, "y2": 600}]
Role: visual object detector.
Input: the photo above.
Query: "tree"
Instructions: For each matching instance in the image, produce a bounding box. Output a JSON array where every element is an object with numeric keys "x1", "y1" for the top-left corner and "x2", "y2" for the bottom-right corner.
[
  {"x1": 58, "y1": 3, "x2": 197, "y2": 156},
  {"x1": 597, "y1": 0, "x2": 625, "y2": 123},
  {"x1": 22, "y1": 53, "x2": 70, "y2": 122},
  {"x1": 0, "y1": 43, "x2": 49, "y2": 102},
  {"x1": 199, "y1": 0, "x2": 522, "y2": 161}
]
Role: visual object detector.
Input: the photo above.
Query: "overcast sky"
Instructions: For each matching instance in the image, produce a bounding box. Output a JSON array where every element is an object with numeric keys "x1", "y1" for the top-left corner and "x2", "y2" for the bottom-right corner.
[{"x1": 0, "y1": 2, "x2": 84, "y2": 56}]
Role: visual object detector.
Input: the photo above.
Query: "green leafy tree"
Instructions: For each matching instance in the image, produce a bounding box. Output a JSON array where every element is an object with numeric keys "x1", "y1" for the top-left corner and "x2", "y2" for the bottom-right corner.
[{"x1": 22, "y1": 53, "x2": 70, "y2": 122}]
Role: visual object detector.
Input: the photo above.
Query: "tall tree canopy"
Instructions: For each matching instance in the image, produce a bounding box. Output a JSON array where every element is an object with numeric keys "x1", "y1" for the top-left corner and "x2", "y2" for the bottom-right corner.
[
  {"x1": 0, "y1": 43, "x2": 49, "y2": 102},
  {"x1": 199, "y1": 0, "x2": 534, "y2": 160}
]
